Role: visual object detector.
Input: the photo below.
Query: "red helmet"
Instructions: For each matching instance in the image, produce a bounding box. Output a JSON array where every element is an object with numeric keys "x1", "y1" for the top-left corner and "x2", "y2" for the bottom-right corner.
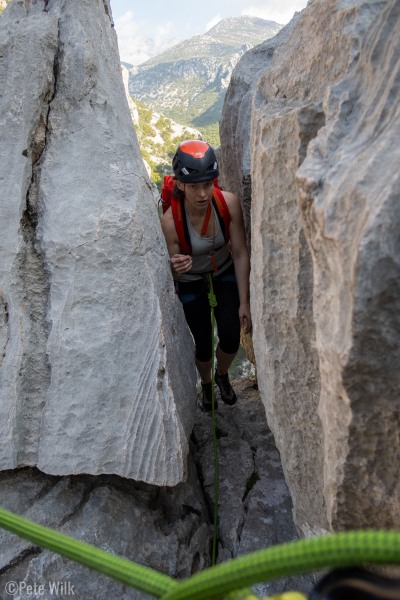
[{"x1": 172, "y1": 140, "x2": 219, "y2": 183}]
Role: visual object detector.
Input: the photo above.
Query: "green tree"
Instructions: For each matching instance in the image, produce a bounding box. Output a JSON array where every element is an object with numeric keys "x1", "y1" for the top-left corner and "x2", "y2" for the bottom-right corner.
[
  {"x1": 131, "y1": 96, "x2": 205, "y2": 191},
  {"x1": 198, "y1": 124, "x2": 220, "y2": 148}
]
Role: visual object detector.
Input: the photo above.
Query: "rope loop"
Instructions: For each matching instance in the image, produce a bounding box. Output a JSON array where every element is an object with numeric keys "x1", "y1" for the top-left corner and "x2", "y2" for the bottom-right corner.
[
  {"x1": 208, "y1": 291, "x2": 217, "y2": 308},
  {"x1": 207, "y1": 274, "x2": 218, "y2": 308}
]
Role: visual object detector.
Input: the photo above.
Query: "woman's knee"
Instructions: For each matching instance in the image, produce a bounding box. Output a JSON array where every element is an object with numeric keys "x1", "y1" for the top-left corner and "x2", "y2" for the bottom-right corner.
[
  {"x1": 218, "y1": 330, "x2": 240, "y2": 356},
  {"x1": 195, "y1": 346, "x2": 213, "y2": 363}
]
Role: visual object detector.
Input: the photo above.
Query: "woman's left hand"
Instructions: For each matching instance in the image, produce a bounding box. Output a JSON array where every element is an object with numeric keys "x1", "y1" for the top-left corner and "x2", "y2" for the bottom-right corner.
[{"x1": 239, "y1": 303, "x2": 252, "y2": 334}]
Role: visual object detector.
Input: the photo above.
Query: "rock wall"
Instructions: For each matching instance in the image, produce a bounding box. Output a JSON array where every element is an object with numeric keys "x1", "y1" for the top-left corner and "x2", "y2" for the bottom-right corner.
[
  {"x1": 0, "y1": 382, "x2": 315, "y2": 600},
  {"x1": 0, "y1": 0, "x2": 196, "y2": 486},
  {"x1": 220, "y1": 0, "x2": 400, "y2": 535},
  {"x1": 0, "y1": 463, "x2": 211, "y2": 600},
  {"x1": 296, "y1": 0, "x2": 400, "y2": 530}
]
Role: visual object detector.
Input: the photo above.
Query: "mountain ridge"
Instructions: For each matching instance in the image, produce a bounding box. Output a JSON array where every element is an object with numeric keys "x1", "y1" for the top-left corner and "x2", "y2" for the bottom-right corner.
[
  {"x1": 128, "y1": 16, "x2": 282, "y2": 139},
  {"x1": 139, "y1": 16, "x2": 282, "y2": 67}
]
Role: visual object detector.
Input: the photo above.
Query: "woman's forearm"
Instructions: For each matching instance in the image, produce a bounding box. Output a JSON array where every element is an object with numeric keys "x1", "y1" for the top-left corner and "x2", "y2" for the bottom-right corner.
[{"x1": 233, "y1": 252, "x2": 250, "y2": 306}]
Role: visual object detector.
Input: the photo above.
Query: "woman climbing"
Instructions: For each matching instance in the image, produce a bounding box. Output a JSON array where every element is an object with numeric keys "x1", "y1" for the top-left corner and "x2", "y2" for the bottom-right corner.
[{"x1": 161, "y1": 139, "x2": 252, "y2": 411}]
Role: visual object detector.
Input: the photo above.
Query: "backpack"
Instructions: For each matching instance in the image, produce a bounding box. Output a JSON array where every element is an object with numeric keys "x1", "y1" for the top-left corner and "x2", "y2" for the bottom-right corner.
[{"x1": 159, "y1": 175, "x2": 231, "y2": 255}]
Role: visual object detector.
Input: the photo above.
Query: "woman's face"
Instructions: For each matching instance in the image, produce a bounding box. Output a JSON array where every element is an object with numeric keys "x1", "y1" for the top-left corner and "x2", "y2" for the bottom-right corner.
[{"x1": 179, "y1": 180, "x2": 214, "y2": 209}]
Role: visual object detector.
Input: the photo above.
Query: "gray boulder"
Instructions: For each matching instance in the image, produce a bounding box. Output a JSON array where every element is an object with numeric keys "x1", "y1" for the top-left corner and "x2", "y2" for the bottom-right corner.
[
  {"x1": 0, "y1": 0, "x2": 196, "y2": 486},
  {"x1": 220, "y1": 0, "x2": 400, "y2": 535}
]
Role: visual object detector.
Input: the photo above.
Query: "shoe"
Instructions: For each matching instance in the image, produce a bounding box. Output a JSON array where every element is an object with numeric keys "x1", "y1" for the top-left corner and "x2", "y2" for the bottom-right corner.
[
  {"x1": 214, "y1": 370, "x2": 237, "y2": 405},
  {"x1": 199, "y1": 382, "x2": 218, "y2": 412}
]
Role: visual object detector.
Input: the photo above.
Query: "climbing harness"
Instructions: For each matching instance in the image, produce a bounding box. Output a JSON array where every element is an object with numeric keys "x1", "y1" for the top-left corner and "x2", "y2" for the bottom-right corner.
[
  {"x1": 207, "y1": 272, "x2": 219, "y2": 566},
  {"x1": 1, "y1": 507, "x2": 400, "y2": 600}
]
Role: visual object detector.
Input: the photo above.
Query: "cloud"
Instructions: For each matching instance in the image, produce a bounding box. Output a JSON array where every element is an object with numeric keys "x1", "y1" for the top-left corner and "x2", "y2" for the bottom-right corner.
[
  {"x1": 241, "y1": 1, "x2": 308, "y2": 25},
  {"x1": 114, "y1": 10, "x2": 179, "y2": 65}
]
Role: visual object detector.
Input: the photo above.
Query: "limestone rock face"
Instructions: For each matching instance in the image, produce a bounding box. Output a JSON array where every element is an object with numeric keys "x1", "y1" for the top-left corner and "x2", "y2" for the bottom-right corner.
[
  {"x1": 220, "y1": 0, "x2": 400, "y2": 535},
  {"x1": 296, "y1": 0, "x2": 400, "y2": 530},
  {"x1": 0, "y1": 0, "x2": 196, "y2": 486},
  {"x1": 0, "y1": 463, "x2": 211, "y2": 600},
  {"x1": 219, "y1": 16, "x2": 299, "y2": 247},
  {"x1": 0, "y1": 382, "x2": 313, "y2": 600}
]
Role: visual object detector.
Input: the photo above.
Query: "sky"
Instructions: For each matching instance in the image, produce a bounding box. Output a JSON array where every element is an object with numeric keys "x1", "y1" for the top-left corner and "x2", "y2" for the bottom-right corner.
[{"x1": 110, "y1": 0, "x2": 309, "y2": 66}]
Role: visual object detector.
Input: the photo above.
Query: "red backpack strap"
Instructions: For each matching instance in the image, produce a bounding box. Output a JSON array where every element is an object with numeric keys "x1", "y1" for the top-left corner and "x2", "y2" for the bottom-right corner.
[
  {"x1": 171, "y1": 196, "x2": 191, "y2": 254},
  {"x1": 170, "y1": 185, "x2": 231, "y2": 255},
  {"x1": 163, "y1": 176, "x2": 191, "y2": 253},
  {"x1": 212, "y1": 187, "x2": 231, "y2": 242},
  {"x1": 160, "y1": 175, "x2": 175, "y2": 214}
]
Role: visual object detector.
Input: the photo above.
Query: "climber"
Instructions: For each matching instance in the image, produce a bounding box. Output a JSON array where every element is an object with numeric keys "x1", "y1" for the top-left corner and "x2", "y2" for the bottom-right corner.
[{"x1": 161, "y1": 139, "x2": 252, "y2": 411}]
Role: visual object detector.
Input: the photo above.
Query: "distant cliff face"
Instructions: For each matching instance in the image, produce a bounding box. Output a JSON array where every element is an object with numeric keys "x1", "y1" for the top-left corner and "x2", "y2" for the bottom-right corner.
[
  {"x1": 121, "y1": 65, "x2": 202, "y2": 185},
  {"x1": 220, "y1": 0, "x2": 400, "y2": 536},
  {"x1": 128, "y1": 16, "x2": 282, "y2": 130}
]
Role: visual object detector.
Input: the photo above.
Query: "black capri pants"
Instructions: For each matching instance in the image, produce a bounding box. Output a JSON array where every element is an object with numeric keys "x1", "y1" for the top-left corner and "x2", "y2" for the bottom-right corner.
[{"x1": 176, "y1": 264, "x2": 241, "y2": 363}]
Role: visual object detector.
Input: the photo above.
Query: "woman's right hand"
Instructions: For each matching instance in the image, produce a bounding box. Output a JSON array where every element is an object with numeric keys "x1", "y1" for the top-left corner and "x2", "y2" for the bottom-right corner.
[{"x1": 170, "y1": 253, "x2": 192, "y2": 275}]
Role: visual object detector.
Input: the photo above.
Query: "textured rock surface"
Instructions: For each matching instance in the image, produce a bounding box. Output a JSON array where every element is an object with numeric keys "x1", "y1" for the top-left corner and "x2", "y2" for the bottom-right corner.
[
  {"x1": 0, "y1": 462, "x2": 210, "y2": 600},
  {"x1": 219, "y1": 16, "x2": 300, "y2": 247},
  {"x1": 0, "y1": 0, "x2": 196, "y2": 485},
  {"x1": 296, "y1": 0, "x2": 400, "y2": 530},
  {"x1": 219, "y1": 18, "x2": 300, "y2": 371},
  {"x1": 193, "y1": 379, "x2": 314, "y2": 597},
  {"x1": 0, "y1": 381, "x2": 313, "y2": 600},
  {"x1": 220, "y1": 0, "x2": 400, "y2": 535}
]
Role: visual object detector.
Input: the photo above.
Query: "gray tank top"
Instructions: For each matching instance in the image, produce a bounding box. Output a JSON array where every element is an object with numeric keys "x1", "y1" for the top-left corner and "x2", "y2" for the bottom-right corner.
[{"x1": 178, "y1": 205, "x2": 232, "y2": 282}]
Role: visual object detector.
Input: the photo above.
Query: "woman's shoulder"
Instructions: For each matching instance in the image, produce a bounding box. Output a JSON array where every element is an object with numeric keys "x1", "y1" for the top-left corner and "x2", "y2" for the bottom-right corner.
[
  {"x1": 220, "y1": 190, "x2": 241, "y2": 217},
  {"x1": 161, "y1": 206, "x2": 173, "y2": 226},
  {"x1": 160, "y1": 206, "x2": 176, "y2": 236},
  {"x1": 160, "y1": 206, "x2": 181, "y2": 253}
]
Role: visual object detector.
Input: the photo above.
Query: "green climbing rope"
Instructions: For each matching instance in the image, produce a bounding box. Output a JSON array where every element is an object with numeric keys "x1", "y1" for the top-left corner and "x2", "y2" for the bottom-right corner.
[
  {"x1": 0, "y1": 507, "x2": 175, "y2": 598},
  {"x1": 1, "y1": 507, "x2": 400, "y2": 600},
  {"x1": 207, "y1": 272, "x2": 219, "y2": 567},
  {"x1": 162, "y1": 530, "x2": 400, "y2": 600}
]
